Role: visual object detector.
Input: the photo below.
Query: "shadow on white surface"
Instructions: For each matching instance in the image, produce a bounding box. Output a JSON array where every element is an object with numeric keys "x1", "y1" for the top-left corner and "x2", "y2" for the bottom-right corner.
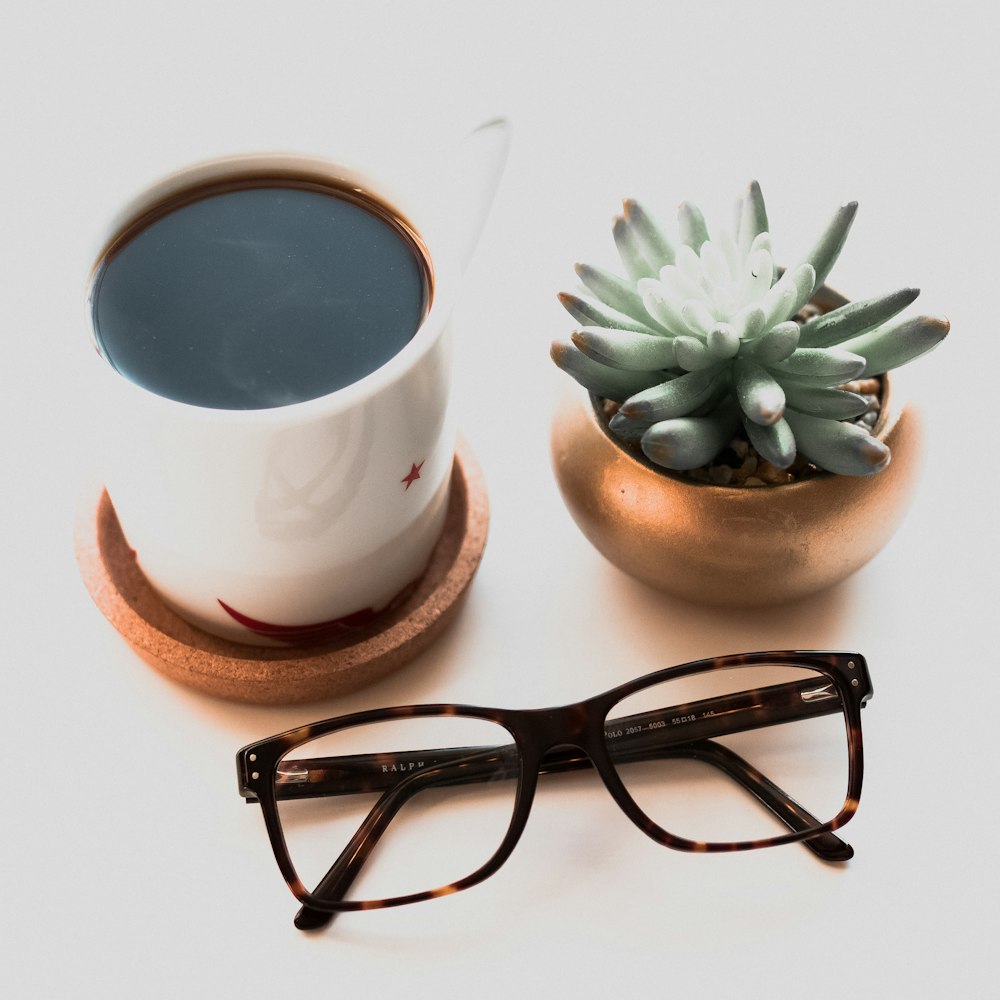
[{"x1": 602, "y1": 564, "x2": 859, "y2": 668}]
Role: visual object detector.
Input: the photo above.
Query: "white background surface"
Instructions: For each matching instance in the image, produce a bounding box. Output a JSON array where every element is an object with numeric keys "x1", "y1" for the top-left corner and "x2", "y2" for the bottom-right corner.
[{"x1": 3, "y1": 2, "x2": 998, "y2": 997}]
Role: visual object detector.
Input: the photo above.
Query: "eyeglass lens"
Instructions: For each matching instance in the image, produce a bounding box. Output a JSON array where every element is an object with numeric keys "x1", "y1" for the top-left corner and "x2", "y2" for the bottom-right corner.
[
  {"x1": 605, "y1": 663, "x2": 849, "y2": 844},
  {"x1": 275, "y1": 715, "x2": 519, "y2": 904}
]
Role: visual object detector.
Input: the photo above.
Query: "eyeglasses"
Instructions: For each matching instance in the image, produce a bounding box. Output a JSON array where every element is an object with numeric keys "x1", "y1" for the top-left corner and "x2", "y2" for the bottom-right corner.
[{"x1": 236, "y1": 650, "x2": 871, "y2": 930}]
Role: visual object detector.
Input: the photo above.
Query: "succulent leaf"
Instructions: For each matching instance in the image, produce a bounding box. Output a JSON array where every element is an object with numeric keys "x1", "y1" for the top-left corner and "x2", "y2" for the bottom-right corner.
[
  {"x1": 576, "y1": 264, "x2": 649, "y2": 324},
  {"x1": 735, "y1": 305, "x2": 767, "y2": 340},
  {"x1": 620, "y1": 367, "x2": 723, "y2": 421},
  {"x1": 784, "y1": 408, "x2": 890, "y2": 476},
  {"x1": 558, "y1": 292, "x2": 659, "y2": 334},
  {"x1": 741, "y1": 247, "x2": 774, "y2": 304},
  {"x1": 781, "y1": 384, "x2": 869, "y2": 420},
  {"x1": 837, "y1": 314, "x2": 950, "y2": 377},
  {"x1": 680, "y1": 299, "x2": 717, "y2": 337},
  {"x1": 674, "y1": 336, "x2": 716, "y2": 371},
  {"x1": 701, "y1": 242, "x2": 731, "y2": 291},
  {"x1": 770, "y1": 347, "x2": 866, "y2": 387},
  {"x1": 609, "y1": 409, "x2": 655, "y2": 444},
  {"x1": 745, "y1": 416, "x2": 796, "y2": 469},
  {"x1": 550, "y1": 341, "x2": 664, "y2": 402},
  {"x1": 749, "y1": 321, "x2": 800, "y2": 364},
  {"x1": 641, "y1": 402, "x2": 741, "y2": 471},
  {"x1": 623, "y1": 199, "x2": 676, "y2": 269},
  {"x1": 803, "y1": 201, "x2": 858, "y2": 293},
  {"x1": 632, "y1": 280, "x2": 683, "y2": 336},
  {"x1": 798, "y1": 287, "x2": 921, "y2": 348},
  {"x1": 656, "y1": 265, "x2": 706, "y2": 309},
  {"x1": 707, "y1": 323, "x2": 741, "y2": 359},
  {"x1": 717, "y1": 227, "x2": 743, "y2": 283},
  {"x1": 613, "y1": 216, "x2": 658, "y2": 283},
  {"x1": 676, "y1": 245, "x2": 705, "y2": 286},
  {"x1": 556, "y1": 182, "x2": 947, "y2": 476},
  {"x1": 733, "y1": 359, "x2": 785, "y2": 426},
  {"x1": 737, "y1": 181, "x2": 769, "y2": 257},
  {"x1": 571, "y1": 327, "x2": 677, "y2": 371},
  {"x1": 760, "y1": 263, "x2": 816, "y2": 328},
  {"x1": 678, "y1": 201, "x2": 711, "y2": 251}
]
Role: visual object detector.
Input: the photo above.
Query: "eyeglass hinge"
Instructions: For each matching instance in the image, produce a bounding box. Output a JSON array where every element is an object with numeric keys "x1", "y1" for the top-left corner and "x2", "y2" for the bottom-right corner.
[
  {"x1": 276, "y1": 763, "x2": 310, "y2": 784},
  {"x1": 800, "y1": 684, "x2": 838, "y2": 703}
]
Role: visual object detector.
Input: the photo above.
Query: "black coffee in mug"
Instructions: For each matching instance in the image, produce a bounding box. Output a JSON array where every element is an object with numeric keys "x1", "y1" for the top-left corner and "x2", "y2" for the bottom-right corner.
[{"x1": 89, "y1": 176, "x2": 432, "y2": 410}]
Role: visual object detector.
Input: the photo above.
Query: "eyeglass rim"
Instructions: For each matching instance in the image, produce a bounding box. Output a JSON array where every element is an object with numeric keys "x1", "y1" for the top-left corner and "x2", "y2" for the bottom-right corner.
[{"x1": 237, "y1": 650, "x2": 870, "y2": 913}]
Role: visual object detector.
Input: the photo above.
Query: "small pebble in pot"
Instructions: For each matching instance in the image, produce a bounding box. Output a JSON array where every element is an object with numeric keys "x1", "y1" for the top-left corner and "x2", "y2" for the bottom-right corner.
[
  {"x1": 795, "y1": 303, "x2": 824, "y2": 324},
  {"x1": 842, "y1": 377, "x2": 881, "y2": 396},
  {"x1": 756, "y1": 460, "x2": 794, "y2": 485}
]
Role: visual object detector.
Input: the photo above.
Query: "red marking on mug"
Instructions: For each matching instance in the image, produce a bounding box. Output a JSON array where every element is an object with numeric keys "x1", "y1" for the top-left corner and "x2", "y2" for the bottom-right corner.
[
  {"x1": 218, "y1": 580, "x2": 419, "y2": 645},
  {"x1": 402, "y1": 460, "x2": 424, "y2": 490},
  {"x1": 218, "y1": 600, "x2": 381, "y2": 644}
]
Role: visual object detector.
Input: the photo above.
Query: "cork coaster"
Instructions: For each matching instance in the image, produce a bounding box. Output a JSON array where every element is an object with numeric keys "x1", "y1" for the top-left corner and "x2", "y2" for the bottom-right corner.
[{"x1": 76, "y1": 438, "x2": 489, "y2": 704}]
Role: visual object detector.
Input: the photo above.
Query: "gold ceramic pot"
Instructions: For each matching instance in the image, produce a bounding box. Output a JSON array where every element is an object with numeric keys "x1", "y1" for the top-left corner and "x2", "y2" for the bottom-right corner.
[{"x1": 550, "y1": 372, "x2": 922, "y2": 607}]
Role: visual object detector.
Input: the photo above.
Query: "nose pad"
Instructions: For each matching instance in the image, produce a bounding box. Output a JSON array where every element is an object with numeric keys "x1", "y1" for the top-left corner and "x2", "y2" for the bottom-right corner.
[
  {"x1": 536, "y1": 742, "x2": 596, "y2": 779},
  {"x1": 530, "y1": 702, "x2": 618, "y2": 788}
]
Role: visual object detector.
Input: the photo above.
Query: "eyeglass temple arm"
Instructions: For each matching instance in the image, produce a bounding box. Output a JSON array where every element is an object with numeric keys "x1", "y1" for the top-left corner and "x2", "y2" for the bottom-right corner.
[
  {"x1": 293, "y1": 785, "x2": 408, "y2": 930},
  {"x1": 294, "y1": 746, "x2": 512, "y2": 930},
  {"x1": 293, "y1": 735, "x2": 845, "y2": 931},
  {"x1": 645, "y1": 739, "x2": 852, "y2": 858},
  {"x1": 274, "y1": 676, "x2": 843, "y2": 802}
]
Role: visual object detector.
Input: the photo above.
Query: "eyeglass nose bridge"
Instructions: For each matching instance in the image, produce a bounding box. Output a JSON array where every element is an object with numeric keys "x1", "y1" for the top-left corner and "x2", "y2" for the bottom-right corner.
[
  {"x1": 521, "y1": 700, "x2": 601, "y2": 750},
  {"x1": 516, "y1": 700, "x2": 625, "y2": 791},
  {"x1": 515, "y1": 697, "x2": 717, "y2": 852}
]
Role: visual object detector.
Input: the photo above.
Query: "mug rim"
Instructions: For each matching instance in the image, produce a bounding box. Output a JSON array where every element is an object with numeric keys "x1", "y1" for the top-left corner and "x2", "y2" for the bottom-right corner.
[{"x1": 85, "y1": 151, "x2": 459, "y2": 426}]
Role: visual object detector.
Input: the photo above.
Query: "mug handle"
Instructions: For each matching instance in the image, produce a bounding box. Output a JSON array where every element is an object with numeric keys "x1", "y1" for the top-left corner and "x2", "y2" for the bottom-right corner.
[{"x1": 451, "y1": 116, "x2": 511, "y2": 273}]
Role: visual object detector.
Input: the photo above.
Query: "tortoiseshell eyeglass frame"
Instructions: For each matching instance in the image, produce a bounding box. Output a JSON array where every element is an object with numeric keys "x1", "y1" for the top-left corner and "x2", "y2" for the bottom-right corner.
[{"x1": 237, "y1": 650, "x2": 872, "y2": 930}]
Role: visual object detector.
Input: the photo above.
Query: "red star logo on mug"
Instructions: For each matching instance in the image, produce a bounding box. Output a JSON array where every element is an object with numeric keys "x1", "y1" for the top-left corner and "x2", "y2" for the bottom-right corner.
[{"x1": 402, "y1": 460, "x2": 424, "y2": 490}]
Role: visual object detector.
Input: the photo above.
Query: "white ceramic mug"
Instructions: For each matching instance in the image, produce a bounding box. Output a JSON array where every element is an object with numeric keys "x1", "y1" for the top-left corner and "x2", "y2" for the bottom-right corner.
[{"x1": 86, "y1": 119, "x2": 509, "y2": 645}]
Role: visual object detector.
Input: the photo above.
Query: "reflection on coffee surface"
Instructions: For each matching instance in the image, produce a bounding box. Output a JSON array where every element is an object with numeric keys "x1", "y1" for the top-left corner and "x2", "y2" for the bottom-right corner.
[{"x1": 90, "y1": 180, "x2": 431, "y2": 409}]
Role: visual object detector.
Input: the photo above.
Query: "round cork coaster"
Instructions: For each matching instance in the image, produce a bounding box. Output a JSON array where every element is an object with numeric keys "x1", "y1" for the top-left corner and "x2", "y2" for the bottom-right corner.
[{"x1": 76, "y1": 438, "x2": 489, "y2": 704}]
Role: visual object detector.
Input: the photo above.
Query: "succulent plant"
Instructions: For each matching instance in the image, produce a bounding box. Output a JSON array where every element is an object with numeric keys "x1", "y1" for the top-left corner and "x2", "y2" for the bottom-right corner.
[{"x1": 551, "y1": 182, "x2": 949, "y2": 477}]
